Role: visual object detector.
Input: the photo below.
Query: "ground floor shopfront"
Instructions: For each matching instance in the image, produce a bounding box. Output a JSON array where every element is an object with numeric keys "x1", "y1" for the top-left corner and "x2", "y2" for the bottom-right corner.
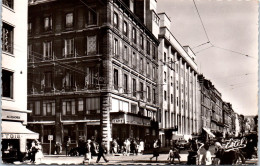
[{"x1": 1, "y1": 109, "x2": 39, "y2": 162}]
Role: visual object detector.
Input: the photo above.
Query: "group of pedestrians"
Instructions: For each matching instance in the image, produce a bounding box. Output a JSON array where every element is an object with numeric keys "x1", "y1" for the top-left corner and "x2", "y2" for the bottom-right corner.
[
  {"x1": 27, "y1": 140, "x2": 44, "y2": 164},
  {"x1": 111, "y1": 138, "x2": 145, "y2": 156}
]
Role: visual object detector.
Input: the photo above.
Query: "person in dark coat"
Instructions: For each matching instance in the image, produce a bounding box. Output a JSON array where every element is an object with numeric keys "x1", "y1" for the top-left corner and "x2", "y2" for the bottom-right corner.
[
  {"x1": 150, "y1": 139, "x2": 159, "y2": 162},
  {"x1": 96, "y1": 141, "x2": 109, "y2": 163}
]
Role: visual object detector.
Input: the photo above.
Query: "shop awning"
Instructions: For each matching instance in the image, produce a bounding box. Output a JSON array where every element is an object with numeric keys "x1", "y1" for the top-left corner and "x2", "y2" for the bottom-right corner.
[
  {"x1": 28, "y1": 121, "x2": 55, "y2": 125},
  {"x1": 2, "y1": 121, "x2": 39, "y2": 140},
  {"x1": 203, "y1": 127, "x2": 215, "y2": 138}
]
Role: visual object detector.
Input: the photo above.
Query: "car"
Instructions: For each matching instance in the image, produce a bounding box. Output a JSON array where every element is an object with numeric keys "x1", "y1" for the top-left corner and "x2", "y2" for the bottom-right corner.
[{"x1": 175, "y1": 140, "x2": 190, "y2": 150}]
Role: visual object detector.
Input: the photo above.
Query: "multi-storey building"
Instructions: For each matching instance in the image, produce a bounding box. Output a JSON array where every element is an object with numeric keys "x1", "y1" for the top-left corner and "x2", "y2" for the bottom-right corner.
[
  {"x1": 198, "y1": 75, "x2": 224, "y2": 140},
  {"x1": 222, "y1": 102, "x2": 233, "y2": 137},
  {"x1": 2, "y1": 0, "x2": 38, "y2": 161},
  {"x1": 27, "y1": 0, "x2": 159, "y2": 153},
  {"x1": 157, "y1": 13, "x2": 199, "y2": 147}
]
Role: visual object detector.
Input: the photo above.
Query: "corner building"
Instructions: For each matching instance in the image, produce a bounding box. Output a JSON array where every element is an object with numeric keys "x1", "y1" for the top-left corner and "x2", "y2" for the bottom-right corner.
[
  {"x1": 27, "y1": 0, "x2": 159, "y2": 153},
  {"x1": 157, "y1": 13, "x2": 199, "y2": 147}
]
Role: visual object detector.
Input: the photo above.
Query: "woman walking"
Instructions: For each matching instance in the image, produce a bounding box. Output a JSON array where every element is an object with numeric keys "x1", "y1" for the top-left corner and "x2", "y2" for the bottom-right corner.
[
  {"x1": 150, "y1": 139, "x2": 160, "y2": 162},
  {"x1": 35, "y1": 141, "x2": 44, "y2": 164}
]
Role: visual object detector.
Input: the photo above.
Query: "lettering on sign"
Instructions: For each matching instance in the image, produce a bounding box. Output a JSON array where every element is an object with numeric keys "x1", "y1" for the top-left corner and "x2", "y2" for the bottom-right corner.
[
  {"x1": 6, "y1": 116, "x2": 20, "y2": 119},
  {"x1": 112, "y1": 119, "x2": 124, "y2": 124},
  {"x1": 2, "y1": 134, "x2": 21, "y2": 139}
]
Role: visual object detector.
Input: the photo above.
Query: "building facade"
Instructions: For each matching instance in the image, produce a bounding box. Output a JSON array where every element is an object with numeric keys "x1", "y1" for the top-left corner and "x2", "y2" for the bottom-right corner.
[
  {"x1": 27, "y1": 0, "x2": 159, "y2": 153},
  {"x1": 157, "y1": 13, "x2": 199, "y2": 147},
  {"x1": 2, "y1": 0, "x2": 38, "y2": 160}
]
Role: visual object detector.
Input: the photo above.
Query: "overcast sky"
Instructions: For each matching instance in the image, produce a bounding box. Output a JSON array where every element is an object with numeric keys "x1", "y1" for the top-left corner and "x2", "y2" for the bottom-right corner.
[{"x1": 157, "y1": 0, "x2": 258, "y2": 116}]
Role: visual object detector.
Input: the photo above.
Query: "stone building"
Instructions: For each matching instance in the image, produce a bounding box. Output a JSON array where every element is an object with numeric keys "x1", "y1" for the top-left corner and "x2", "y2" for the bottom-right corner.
[
  {"x1": 27, "y1": 0, "x2": 160, "y2": 152},
  {"x1": 157, "y1": 13, "x2": 199, "y2": 147}
]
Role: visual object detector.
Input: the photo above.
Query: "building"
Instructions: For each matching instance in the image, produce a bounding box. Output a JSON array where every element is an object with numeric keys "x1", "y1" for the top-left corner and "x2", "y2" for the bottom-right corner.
[
  {"x1": 27, "y1": 0, "x2": 160, "y2": 153},
  {"x1": 157, "y1": 13, "x2": 199, "y2": 147},
  {"x1": 198, "y1": 75, "x2": 225, "y2": 140},
  {"x1": 1, "y1": 0, "x2": 39, "y2": 160}
]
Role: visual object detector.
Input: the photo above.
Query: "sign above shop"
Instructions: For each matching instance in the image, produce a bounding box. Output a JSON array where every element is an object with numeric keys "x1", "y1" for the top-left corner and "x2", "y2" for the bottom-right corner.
[
  {"x1": 2, "y1": 111, "x2": 26, "y2": 122},
  {"x1": 112, "y1": 119, "x2": 124, "y2": 124}
]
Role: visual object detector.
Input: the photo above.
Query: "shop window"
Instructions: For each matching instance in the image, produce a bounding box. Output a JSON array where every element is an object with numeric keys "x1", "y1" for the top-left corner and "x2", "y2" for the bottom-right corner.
[
  {"x1": 113, "y1": 69, "x2": 119, "y2": 90},
  {"x1": 63, "y1": 38, "x2": 74, "y2": 57},
  {"x1": 43, "y1": 41, "x2": 52, "y2": 60},
  {"x1": 65, "y1": 13, "x2": 73, "y2": 28},
  {"x1": 2, "y1": 69, "x2": 13, "y2": 98},
  {"x1": 44, "y1": 16, "x2": 52, "y2": 31},
  {"x1": 63, "y1": 125, "x2": 76, "y2": 143},
  {"x1": 62, "y1": 99, "x2": 75, "y2": 115},
  {"x1": 2, "y1": 23, "x2": 14, "y2": 54},
  {"x1": 3, "y1": 0, "x2": 13, "y2": 9},
  {"x1": 43, "y1": 100, "x2": 55, "y2": 116},
  {"x1": 43, "y1": 126, "x2": 55, "y2": 143}
]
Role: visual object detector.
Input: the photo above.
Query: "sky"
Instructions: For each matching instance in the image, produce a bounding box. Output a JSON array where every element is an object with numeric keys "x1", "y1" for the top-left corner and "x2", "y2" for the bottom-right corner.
[{"x1": 157, "y1": 0, "x2": 258, "y2": 116}]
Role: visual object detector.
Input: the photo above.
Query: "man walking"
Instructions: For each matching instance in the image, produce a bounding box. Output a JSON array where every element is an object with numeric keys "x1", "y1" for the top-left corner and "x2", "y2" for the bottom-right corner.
[{"x1": 96, "y1": 141, "x2": 109, "y2": 163}]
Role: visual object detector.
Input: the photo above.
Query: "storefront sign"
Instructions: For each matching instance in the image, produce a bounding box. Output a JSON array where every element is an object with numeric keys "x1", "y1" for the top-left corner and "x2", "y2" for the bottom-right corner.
[
  {"x1": 2, "y1": 111, "x2": 26, "y2": 122},
  {"x1": 2, "y1": 134, "x2": 21, "y2": 139},
  {"x1": 112, "y1": 119, "x2": 124, "y2": 124}
]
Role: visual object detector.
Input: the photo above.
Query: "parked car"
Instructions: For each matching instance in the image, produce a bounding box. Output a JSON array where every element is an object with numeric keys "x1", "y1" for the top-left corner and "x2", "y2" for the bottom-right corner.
[{"x1": 175, "y1": 140, "x2": 190, "y2": 150}]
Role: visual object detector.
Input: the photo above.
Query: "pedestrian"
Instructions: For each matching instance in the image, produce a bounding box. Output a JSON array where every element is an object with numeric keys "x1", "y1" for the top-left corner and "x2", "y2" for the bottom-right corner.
[
  {"x1": 139, "y1": 139, "x2": 144, "y2": 154},
  {"x1": 213, "y1": 142, "x2": 223, "y2": 165},
  {"x1": 66, "y1": 140, "x2": 70, "y2": 156},
  {"x1": 150, "y1": 139, "x2": 159, "y2": 162},
  {"x1": 201, "y1": 143, "x2": 212, "y2": 165},
  {"x1": 96, "y1": 141, "x2": 109, "y2": 163},
  {"x1": 84, "y1": 139, "x2": 92, "y2": 164},
  {"x1": 167, "y1": 149, "x2": 175, "y2": 164},
  {"x1": 30, "y1": 140, "x2": 37, "y2": 163},
  {"x1": 35, "y1": 141, "x2": 44, "y2": 164},
  {"x1": 125, "y1": 138, "x2": 131, "y2": 156}
]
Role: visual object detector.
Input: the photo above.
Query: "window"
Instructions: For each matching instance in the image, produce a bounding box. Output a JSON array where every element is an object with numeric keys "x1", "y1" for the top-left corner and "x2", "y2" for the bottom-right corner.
[
  {"x1": 62, "y1": 99, "x2": 76, "y2": 115},
  {"x1": 153, "y1": 88, "x2": 156, "y2": 104},
  {"x1": 114, "y1": 12, "x2": 118, "y2": 28},
  {"x1": 63, "y1": 72, "x2": 74, "y2": 88},
  {"x1": 132, "y1": 28, "x2": 136, "y2": 43},
  {"x1": 131, "y1": 104, "x2": 137, "y2": 114},
  {"x1": 147, "y1": 86, "x2": 151, "y2": 102},
  {"x1": 114, "y1": 38, "x2": 118, "y2": 56},
  {"x1": 132, "y1": 78, "x2": 136, "y2": 97},
  {"x1": 164, "y1": 71, "x2": 166, "y2": 82},
  {"x1": 2, "y1": 69, "x2": 13, "y2": 98},
  {"x1": 140, "y1": 35, "x2": 144, "y2": 49},
  {"x1": 86, "y1": 98, "x2": 100, "y2": 114},
  {"x1": 43, "y1": 100, "x2": 55, "y2": 116},
  {"x1": 123, "y1": 21, "x2": 128, "y2": 36},
  {"x1": 152, "y1": 67, "x2": 155, "y2": 79},
  {"x1": 123, "y1": 74, "x2": 128, "y2": 93},
  {"x1": 44, "y1": 72, "x2": 53, "y2": 88},
  {"x1": 132, "y1": 52, "x2": 137, "y2": 68},
  {"x1": 2, "y1": 23, "x2": 14, "y2": 54},
  {"x1": 123, "y1": 45, "x2": 128, "y2": 62},
  {"x1": 43, "y1": 41, "x2": 52, "y2": 60},
  {"x1": 64, "y1": 39, "x2": 74, "y2": 57},
  {"x1": 78, "y1": 98, "x2": 84, "y2": 112},
  {"x1": 177, "y1": 97, "x2": 179, "y2": 106},
  {"x1": 164, "y1": 91, "x2": 167, "y2": 101},
  {"x1": 152, "y1": 46, "x2": 156, "y2": 59},
  {"x1": 164, "y1": 52, "x2": 167, "y2": 62},
  {"x1": 87, "y1": 36, "x2": 97, "y2": 55},
  {"x1": 176, "y1": 63, "x2": 179, "y2": 73},
  {"x1": 146, "y1": 40, "x2": 150, "y2": 55},
  {"x1": 171, "y1": 94, "x2": 173, "y2": 103},
  {"x1": 87, "y1": 10, "x2": 97, "y2": 25},
  {"x1": 140, "y1": 58, "x2": 144, "y2": 73},
  {"x1": 28, "y1": 22, "x2": 32, "y2": 34},
  {"x1": 114, "y1": 69, "x2": 118, "y2": 90},
  {"x1": 28, "y1": 44, "x2": 33, "y2": 62},
  {"x1": 65, "y1": 13, "x2": 73, "y2": 28},
  {"x1": 35, "y1": 101, "x2": 41, "y2": 115},
  {"x1": 44, "y1": 16, "x2": 52, "y2": 31},
  {"x1": 140, "y1": 82, "x2": 144, "y2": 100},
  {"x1": 147, "y1": 62, "x2": 150, "y2": 76},
  {"x1": 3, "y1": 0, "x2": 13, "y2": 9},
  {"x1": 85, "y1": 67, "x2": 99, "y2": 87}
]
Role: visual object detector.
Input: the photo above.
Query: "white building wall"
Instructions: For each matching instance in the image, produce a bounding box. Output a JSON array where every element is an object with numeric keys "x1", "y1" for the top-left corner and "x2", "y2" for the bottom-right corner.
[{"x1": 2, "y1": 1, "x2": 28, "y2": 113}]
